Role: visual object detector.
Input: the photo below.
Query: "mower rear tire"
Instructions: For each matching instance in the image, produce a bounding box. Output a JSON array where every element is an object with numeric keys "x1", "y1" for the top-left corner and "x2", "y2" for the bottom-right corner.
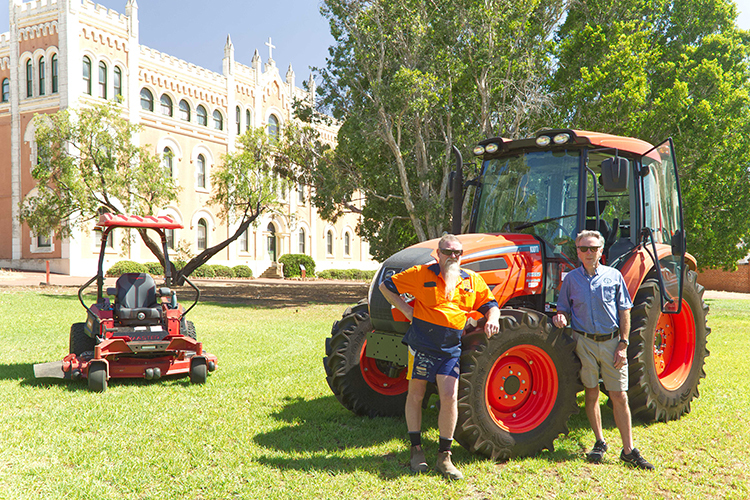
[
  {"x1": 69, "y1": 322, "x2": 95, "y2": 356},
  {"x1": 627, "y1": 271, "x2": 710, "y2": 421},
  {"x1": 324, "y1": 299, "x2": 408, "y2": 417},
  {"x1": 182, "y1": 319, "x2": 197, "y2": 340},
  {"x1": 190, "y1": 357, "x2": 208, "y2": 384},
  {"x1": 88, "y1": 362, "x2": 108, "y2": 392},
  {"x1": 454, "y1": 309, "x2": 582, "y2": 461}
]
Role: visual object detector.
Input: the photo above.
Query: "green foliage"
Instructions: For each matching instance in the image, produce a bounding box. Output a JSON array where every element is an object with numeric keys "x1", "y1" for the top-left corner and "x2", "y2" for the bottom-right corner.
[
  {"x1": 232, "y1": 264, "x2": 253, "y2": 278},
  {"x1": 278, "y1": 253, "x2": 317, "y2": 278},
  {"x1": 191, "y1": 265, "x2": 216, "y2": 278},
  {"x1": 316, "y1": 269, "x2": 376, "y2": 281},
  {"x1": 144, "y1": 262, "x2": 164, "y2": 275},
  {"x1": 105, "y1": 260, "x2": 149, "y2": 277},
  {"x1": 209, "y1": 264, "x2": 235, "y2": 278}
]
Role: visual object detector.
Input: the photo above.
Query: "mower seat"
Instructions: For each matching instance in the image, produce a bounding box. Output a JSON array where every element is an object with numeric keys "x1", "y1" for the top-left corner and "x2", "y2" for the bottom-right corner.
[{"x1": 114, "y1": 273, "x2": 162, "y2": 326}]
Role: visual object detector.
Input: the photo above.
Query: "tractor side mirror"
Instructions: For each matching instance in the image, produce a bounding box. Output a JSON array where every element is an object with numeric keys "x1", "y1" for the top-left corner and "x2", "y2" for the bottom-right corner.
[
  {"x1": 601, "y1": 157, "x2": 630, "y2": 192},
  {"x1": 671, "y1": 229, "x2": 686, "y2": 256}
]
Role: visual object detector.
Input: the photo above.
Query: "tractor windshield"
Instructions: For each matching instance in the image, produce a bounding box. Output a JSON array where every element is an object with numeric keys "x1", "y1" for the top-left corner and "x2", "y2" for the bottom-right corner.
[{"x1": 474, "y1": 149, "x2": 580, "y2": 259}]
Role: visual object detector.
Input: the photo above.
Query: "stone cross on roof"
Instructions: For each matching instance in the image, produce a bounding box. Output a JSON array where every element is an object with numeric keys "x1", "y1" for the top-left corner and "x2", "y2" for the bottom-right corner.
[{"x1": 265, "y1": 37, "x2": 276, "y2": 60}]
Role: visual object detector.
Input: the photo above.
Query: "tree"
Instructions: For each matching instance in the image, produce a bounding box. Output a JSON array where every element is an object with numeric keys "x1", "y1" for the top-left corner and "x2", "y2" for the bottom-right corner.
[
  {"x1": 550, "y1": 0, "x2": 750, "y2": 269},
  {"x1": 20, "y1": 101, "x2": 285, "y2": 282}
]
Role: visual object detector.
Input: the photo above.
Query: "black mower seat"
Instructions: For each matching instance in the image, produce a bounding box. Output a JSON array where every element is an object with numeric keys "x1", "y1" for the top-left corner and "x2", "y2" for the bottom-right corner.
[{"x1": 113, "y1": 273, "x2": 162, "y2": 325}]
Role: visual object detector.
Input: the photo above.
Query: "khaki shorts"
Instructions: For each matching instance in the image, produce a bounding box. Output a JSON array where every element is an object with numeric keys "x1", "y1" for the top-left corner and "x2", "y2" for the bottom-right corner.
[{"x1": 574, "y1": 333, "x2": 628, "y2": 392}]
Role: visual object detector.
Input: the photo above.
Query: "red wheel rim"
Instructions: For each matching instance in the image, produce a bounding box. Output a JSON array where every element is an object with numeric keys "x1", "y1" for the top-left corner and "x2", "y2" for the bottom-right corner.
[
  {"x1": 485, "y1": 344, "x2": 558, "y2": 433},
  {"x1": 654, "y1": 299, "x2": 696, "y2": 391},
  {"x1": 359, "y1": 339, "x2": 408, "y2": 395}
]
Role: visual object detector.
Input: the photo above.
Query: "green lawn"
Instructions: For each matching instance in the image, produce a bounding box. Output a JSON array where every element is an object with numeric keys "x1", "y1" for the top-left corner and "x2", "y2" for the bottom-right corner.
[{"x1": 0, "y1": 290, "x2": 747, "y2": 499}]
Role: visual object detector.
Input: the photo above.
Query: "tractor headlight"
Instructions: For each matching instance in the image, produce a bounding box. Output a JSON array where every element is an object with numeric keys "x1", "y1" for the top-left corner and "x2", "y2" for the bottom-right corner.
[
  {"x1": 536, "y1": 135, "x2": 551, "y2": 147},
  {"x1": 485, "y1": 143, "x2": 499, "y2": 153},
  {"x1": 472, "y1": 145, "x2": 485, "y2": 156},
  {"x1": 553, "y1": 133, "x2": 571, "y2": 145}
]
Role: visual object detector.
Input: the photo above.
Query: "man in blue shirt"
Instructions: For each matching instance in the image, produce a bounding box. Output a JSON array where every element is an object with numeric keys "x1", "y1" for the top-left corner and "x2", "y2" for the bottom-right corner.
[{"x1": 553, "y1": 230, "x2": 654, "y2": 470}]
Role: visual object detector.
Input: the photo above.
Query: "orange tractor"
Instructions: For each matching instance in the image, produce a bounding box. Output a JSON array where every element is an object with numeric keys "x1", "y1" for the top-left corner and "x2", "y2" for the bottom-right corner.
[{"x1": 324, "y1": 129, "x2": 709, "y2": 460}]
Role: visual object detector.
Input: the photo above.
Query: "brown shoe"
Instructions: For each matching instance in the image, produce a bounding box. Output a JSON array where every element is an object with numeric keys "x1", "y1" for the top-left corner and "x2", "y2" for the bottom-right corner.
[
  {"x1": 410, "y1": 446, "x2": 428, "y2": 473},
  {"x1": 436, "y1": 451, "x2": 463, "y2": 480}
]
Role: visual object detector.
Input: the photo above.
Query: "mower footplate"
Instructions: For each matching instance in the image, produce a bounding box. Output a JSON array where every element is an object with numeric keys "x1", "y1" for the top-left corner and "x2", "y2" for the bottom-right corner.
[{"x1": 33, "y1": 361, "x2": 71, "y2": 379}]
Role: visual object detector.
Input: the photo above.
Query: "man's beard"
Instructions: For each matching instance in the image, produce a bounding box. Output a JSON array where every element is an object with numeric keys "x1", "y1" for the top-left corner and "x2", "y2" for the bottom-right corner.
[{"x1": 443, "y1": 260, "x2": 461, "y2": 298}]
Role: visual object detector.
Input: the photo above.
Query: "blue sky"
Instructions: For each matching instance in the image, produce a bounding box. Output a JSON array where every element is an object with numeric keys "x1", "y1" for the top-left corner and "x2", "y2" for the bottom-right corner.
[{"x1": 1, "y1": 0, "x2": 335, "y2": 79}]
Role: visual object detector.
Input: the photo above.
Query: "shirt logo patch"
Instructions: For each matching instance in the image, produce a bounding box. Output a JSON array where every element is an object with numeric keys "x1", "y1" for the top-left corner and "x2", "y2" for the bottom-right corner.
[{"x1": 603, "y1": 277, "x2": 612, "y2": 284}]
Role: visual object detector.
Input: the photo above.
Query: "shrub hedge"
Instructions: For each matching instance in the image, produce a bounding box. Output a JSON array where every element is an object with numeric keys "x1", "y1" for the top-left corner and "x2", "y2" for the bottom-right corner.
[
  {"x1": 317, "y1": 269, "x2": 376, "y2": 281},
  {"x1": 278, "y1": 254, "x2": 316, "y2": 278},
  {"x1": 232, "y1": 265, "x2": 253, "y2": 278},
  {"x1": 144, "y1": 262, "x2": 164, "y2": 275},
  {"x1": 105, "y1": 260, "x2": 148, "y2": 277},
  {"x1": 105, "y1": 261, "x2": 254, "y2": 279}
]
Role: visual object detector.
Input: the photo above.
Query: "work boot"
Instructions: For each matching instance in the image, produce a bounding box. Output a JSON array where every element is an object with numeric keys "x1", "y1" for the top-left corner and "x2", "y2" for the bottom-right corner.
[
  {"x1": 409, "y1": 446, "x2": 428, "y2": 473},
  {"x1": 436, "y1": 450, "x2": 463, "y2": 480}
]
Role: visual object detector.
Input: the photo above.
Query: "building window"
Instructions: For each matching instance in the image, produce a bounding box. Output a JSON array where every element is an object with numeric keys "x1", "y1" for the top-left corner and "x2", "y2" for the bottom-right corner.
[
  {"x1": 297, "y1": 183, "x2": 305, "y2": 204},
  {"x1": 236, "y1": 106, "x2": 241, "y2": 134},
  {"x1": 166, "y1": 228, "x2": 175, "y2": 250},
  {"x1": 163, "y1": 147, "x2": 173, "y2": 176},
  {"x1": 344, "y1": 232, "x2": 351, "y2": 256},
  {"x1": 26, "y1": 59, "x2": 33, "y2": 97},
  {"x1": 197, "y1": 218, "x2": 208, "y2": 251},
  {"x1": 161, "y1": 94, "x2": 173, "y2": 116},
  {"x1": 113, "y1": 66, "x2": 121, "y2": 99},
  {"x1": 298, "y1": 228, "x2": 306, "y2": 254},
  {"x1": 82, "y1": 56, "x2": 92, "y2": 95},
  {"x1": 51, "y1": 55, "x2": 58, "y2": 93},
  {"x1": 38, "y1": 57, "x2": 45, "y2": 96},
  {"x1": 266, "y1": 223, "x2": 277, "y2": 261},
  {"x1": 98, "y1": 61, "x2": 107, "y2": 99},
  {"x1": 213, "y1": 110, "x2": 223, "y2": 130},
  {"x1": 1, "y1": 78, "x2": 9, "y2": 102},
  {"x1": 94, "y1": 208, "x2": 115, "y2": 249},
  {"x1": 326, "y1": 230, "x2": 333, "y2": 256},
  {"x1": 267, "y1": 114, "x2": 279, "y2": 140},
  {"x1": 246, "y1": 109, "x2": 252, "y2": 131},
  {"x1": 140, "y1": 88, "x2": 153, "y2": 111},
  {"x1": 196, "y1": 105, "x2": 208, "y2": 126},
  {"x1": 37, "y1": 234, "x2": 52, "y2": 249},
  {"x1": 239, "y1": 228, "x2": 249, "y2": 252},
  {"x1": 179, "y1": 99, "x2": 191, "y2": 121},
  {"x1": 196, "y1": 154, "x2": 206, "y2": 188}
]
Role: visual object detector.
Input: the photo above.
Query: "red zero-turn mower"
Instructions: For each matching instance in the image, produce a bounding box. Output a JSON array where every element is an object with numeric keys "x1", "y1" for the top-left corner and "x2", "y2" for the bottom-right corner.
[{"x1": 33, "y1": 213, "x2": 217, "y2": 392}]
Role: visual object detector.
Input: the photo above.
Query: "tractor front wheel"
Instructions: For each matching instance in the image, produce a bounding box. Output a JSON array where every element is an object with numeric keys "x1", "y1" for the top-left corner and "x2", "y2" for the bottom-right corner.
[
  {"x1": 190, "y1": 356, "x2": 208, "y2": 384},
  {"x1": 627, "y1": 270, "x2": 710, "y2": 421},
  {"x1": 324, "y1": 299, "x2": 408, "y2": 417},
  {"x1": 88, "y1": 362, "x2": 108, "y2": 392},
  {"x1": 454, "y1": 309, "x2": 582, "y2": 460}
]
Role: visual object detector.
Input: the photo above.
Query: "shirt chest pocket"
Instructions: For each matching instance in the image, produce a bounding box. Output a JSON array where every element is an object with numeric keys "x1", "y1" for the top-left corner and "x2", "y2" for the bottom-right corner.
[
  {"x1": 457, "y1": 287, "x2": 475, "y2": 310},
  {"x1": 422, "y1": 281, "x2": 442, "y2": 306},
  {"x1": 602, "y1": 285, "x2": 617, "y2": 304}
]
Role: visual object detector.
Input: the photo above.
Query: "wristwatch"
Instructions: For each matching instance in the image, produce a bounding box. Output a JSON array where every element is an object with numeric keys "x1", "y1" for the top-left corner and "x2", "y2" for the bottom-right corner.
[{"x1": 618, "y1": 337, "x2": 629, "y2": 346}]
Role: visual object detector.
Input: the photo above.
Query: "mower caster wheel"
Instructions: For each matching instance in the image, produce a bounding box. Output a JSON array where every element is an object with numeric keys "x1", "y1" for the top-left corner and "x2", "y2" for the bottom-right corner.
[
  {"x1": 145, "y1": 368, "x2": 154, "y2": 380},
  {"x1": 190, "y1": 357, "x2": 208, "y2": 384},
  {"x1": 88, "y1": 363, "x2": 108, "y2": 392},
  {"x1": 153, "y1": 367, "x2": 161, "y2": 380},
  {"x1": 208, "y1": 360, "x2": 216, "y2": 372}
]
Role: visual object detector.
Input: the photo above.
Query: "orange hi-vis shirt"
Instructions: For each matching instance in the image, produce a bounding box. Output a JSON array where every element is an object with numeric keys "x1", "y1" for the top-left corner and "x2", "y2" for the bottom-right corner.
[{"x1": 384, "y1": 263, "x2": 498, "y2": 357}]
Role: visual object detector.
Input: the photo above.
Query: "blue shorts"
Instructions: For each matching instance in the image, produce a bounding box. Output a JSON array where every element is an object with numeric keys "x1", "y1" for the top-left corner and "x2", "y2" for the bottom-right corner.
[{"x1": 407, "y1": 347, "x2": 460, "y2": 382}]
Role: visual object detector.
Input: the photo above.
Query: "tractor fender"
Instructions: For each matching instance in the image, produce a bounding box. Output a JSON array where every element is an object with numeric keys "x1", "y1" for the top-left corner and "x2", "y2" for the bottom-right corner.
[{"x1": 618, "y1": 245, "x2": 697, "y2": 300}]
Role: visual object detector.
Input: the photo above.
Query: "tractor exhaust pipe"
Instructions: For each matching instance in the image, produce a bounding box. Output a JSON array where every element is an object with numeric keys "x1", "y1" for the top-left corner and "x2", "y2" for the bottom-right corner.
[{"x1": 451, "y1": 145, "x2": 463, "y2": 234}]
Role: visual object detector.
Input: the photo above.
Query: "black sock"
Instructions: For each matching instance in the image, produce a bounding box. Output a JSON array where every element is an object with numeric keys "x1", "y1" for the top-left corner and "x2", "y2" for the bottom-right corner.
[
  {"x1": 408, "y1": 431, "x2": 422, "y2": 447},
  {"x1": 439, "y1": 436, "x2": 453, "y2": 453}
]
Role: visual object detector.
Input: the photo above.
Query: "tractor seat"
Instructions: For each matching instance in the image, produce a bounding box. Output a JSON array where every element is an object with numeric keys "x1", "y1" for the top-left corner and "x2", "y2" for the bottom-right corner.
[{"x1": 110, "y1": 273, "x2": 162, "y2": 326}]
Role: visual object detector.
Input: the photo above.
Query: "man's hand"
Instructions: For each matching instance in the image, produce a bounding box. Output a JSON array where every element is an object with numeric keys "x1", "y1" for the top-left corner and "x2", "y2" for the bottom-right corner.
[
  {"x1": 484, "y1": 306, "x2": 500, "y2": 337},
  {"x1": 613, "y1": 344, "x2": 627, "y2": 369},
  {"x1": 552, "y1": 312, "x2": 568, "y2": 329}
]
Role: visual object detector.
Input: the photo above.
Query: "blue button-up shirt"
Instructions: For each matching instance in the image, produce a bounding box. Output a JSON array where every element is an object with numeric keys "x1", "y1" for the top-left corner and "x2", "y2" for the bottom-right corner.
[{"x1": 557, "y1": 265, "x2": 632, "y2": 334}]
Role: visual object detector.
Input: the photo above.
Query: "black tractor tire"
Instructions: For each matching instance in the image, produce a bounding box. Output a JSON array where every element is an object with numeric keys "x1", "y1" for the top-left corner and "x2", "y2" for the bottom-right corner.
[
  {"x1": 627, "y1": 270, "x2": 710, "y2": 421},
  {"x1": 323, "y1": 299, "x2": 408, "y2": 417},
  {"x1": 88, "y1": 362, "x2": 108, "y2": 392},
  {"x1": 455, "y1": 309, "x2": 582, "y2": 461},
  {"x1": 69, "y1": 322, "x2": 95, "y2": 356},
  {"x1": 190, "y1": 357, "x2": 208, "y2": 384},
  {"x1": 182, "y1": 319, "x2": 197, "y2": 340}
]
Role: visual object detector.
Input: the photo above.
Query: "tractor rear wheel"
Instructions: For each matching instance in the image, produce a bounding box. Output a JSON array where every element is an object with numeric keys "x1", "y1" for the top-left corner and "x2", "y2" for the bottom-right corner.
[
  {"x1": 627, "y1": 270, "x2": 710, "y2": 421},
  {"x1": 183, "y1": 320, "x2": 197, "y2": 340},
  {"x1": 454, "y1": 309, "x2": 582, "y2": 460},
  {"x1": 69, "y1": 322, "x2": 95, "y2": 356},
  {"x1": 324, "y1": 299, "x2": 408, "y2": 417}
]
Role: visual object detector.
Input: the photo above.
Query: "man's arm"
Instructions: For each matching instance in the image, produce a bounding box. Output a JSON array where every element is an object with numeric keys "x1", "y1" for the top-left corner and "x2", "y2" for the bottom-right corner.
[
  {"x1": 379, "y1": 282, "x2": 414, "y2": 322},
  {"x1": 614, "y1": 307, "x2": 631, "y2": 369},
  {"x1": 484, "y1": 306, "x2": 500, "y2": 337}
]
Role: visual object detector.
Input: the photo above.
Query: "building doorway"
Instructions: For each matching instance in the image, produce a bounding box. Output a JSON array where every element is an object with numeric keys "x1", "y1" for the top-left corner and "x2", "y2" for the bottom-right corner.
[{"x1": 266, "y1": 222, "x2": 277, "y2": 261}]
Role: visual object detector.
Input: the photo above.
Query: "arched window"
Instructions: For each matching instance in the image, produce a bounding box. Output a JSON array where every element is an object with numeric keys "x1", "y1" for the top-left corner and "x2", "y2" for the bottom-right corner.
[
  {"x1": 113, "y1": 66, "x2": 122, "y2": 99},
  {"x1": 298, "y1": 228, "x2": 306, "y2": 254},
  {"x1": 267, "y1": 222, "x2": 277, "y2": 261},
  {"x1": 344, "y1": 232, "x2": 351, "y2": 256},
  {"x1": 197, "y1": 218, "x2": 208, "y2": 251},
  {"x1": 326, "y1": 230, "x2": 334, "y2": 256},
  {"x1": 140, "y1": 88, "x2": 153, "y2": 111},
  {"x1": 196, "y1": 154, "x2": 206, "y2": 188},
  {"x1": 246, "y1": 109, "x2": 252, "y2": 131},
  {"x1": 213, "y1": 110, "x2": 223, "y2": 130},
  {"x1": 26, "y1": 59, "x2": 33, "y2": 97},
  {"x1": 163, "y1": 147, "x2": 173, "y2": 177},
  {"x1": 196, "y1": 105, "x2": 208, "y2": 126},
  {"x1": 98, "y1": 61, "x2": 107, "y2": 99},
  {"x1": 82, "y1": 56, "x2": 92, "y2": 95},
  {"x1": 51, "y1": 55, "x2": 58, "y2": 94},
  {"x1": 1, "y1": 78, "x2": 9, "y2": 102},
  {"x1": 236, "y1": 106, "x2": 241, "y2": 134},
  {"x1": 160, "y1": 94, "x2": 173, "y2": 116},
  {"x1": 179, "y1": 100, "x2": 191, "y2": 121},
  {"x1": 38, "y1": 57, "x2": 45, "y2": 96},
  {"x1": 267, "y1": 114, "x2": 279, "y2": 140}
]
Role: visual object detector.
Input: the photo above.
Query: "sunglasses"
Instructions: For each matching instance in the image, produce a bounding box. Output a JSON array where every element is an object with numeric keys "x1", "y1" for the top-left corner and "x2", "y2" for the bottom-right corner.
[
  {"x1": 577, "y1": 246, "x2": 602, "y2": 253},
  {"x1": 439, "y1": 248, "x2": 464, "y2": 258}
]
